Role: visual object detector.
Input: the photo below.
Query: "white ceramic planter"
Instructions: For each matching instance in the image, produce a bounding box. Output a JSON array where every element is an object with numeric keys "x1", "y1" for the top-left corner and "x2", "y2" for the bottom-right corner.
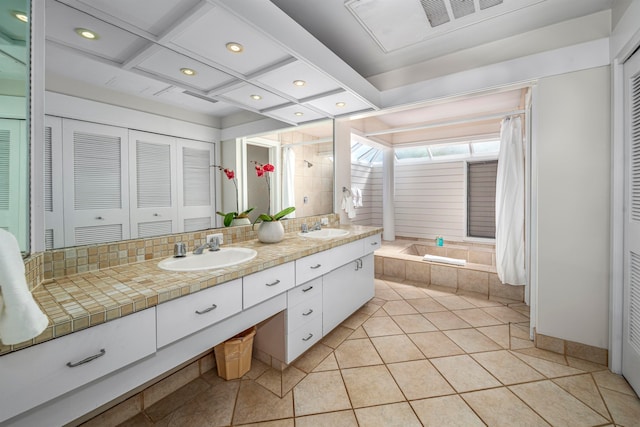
[
  {"x1": 230, "y1": 217, "x2": 251, "y2": 227},
  {"x1": 257, "y1": 221, "x2": 285, "y2": 243}
]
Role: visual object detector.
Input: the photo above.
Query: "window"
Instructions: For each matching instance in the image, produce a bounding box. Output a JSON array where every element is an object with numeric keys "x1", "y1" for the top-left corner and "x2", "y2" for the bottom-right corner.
[
  {"x1": 395, "y1": 138, "x2": 500, "y2": 163},
  {"x1": 467, "y1": 160, "x2": 498, "y2": 239}
]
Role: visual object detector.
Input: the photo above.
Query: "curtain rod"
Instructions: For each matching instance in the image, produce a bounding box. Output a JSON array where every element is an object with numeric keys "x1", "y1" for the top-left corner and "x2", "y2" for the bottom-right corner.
[{"x1": 364, "y1": 109, "x2": 526, "y2": 137}]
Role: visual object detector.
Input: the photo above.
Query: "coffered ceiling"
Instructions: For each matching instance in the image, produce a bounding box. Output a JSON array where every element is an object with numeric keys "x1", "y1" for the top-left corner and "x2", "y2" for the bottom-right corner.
[{"x1": 43, "y1": 0, "x2": 613, "y2": 130}]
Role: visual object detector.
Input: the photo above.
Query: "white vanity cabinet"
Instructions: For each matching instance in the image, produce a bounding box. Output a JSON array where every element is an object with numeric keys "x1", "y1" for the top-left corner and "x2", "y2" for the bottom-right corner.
[
  {"x1": 0, "y1": 309, "x2": 155, "y2": 423},
  {"x1": 286, "y1": 277, "x2": 323, "y2": 361},
  {"x1": 243, "y1": 262, "x2": 295, "y2": 308},
  {"x1": 156, "y1": 279, "x2": 243, "y2": 348}
]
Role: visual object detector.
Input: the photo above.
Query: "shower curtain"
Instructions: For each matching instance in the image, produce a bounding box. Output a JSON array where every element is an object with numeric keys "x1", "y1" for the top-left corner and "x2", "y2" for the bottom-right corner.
[
  {"x1": 495, "y1": 116, "x2": 526, "y2": 286},
  {"x1": 282, "y1": 146, "x2": 296, "y2": 218}
]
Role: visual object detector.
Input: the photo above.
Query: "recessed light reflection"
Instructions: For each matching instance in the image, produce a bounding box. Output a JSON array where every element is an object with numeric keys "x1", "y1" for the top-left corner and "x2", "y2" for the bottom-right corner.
[
  {"x1": 294, "y1": 112, "x2": 304, "y2": 116},
  {"x1": 226, "y1": 42, "x2": 244, "y2": 53},
  {"x1": 250, "y1": 94, "x2": 262, "y2": 100},
  {"x1": 13, "y1": 11, "x2": 28, "y2": 23},
  {"x1": 293, "y1": 80, "x2": 306, "y2": 87},
  {"x1": 336, "y1": 102, "x2": 346, "y2": 108},
  {"x1": 180, "y1": 68, "x2": 197, "y2": 76},
  {"x1": 75, "y1": 28, "x2": 99, "y2": 40}
]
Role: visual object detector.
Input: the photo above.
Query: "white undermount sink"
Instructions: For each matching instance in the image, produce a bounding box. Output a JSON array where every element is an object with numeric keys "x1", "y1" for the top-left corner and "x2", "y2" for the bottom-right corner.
[
  {"x1": 158, "y1": 247, "x2": 257, "y2": 272},
  {"x1": 297, "y1": 228, "x2": 350, "y2": 239}
]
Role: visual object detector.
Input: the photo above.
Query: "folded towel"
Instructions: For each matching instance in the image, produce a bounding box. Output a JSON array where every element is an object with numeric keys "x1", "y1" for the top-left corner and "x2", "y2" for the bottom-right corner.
[
  {"x1": 422, "y1": 254, "x2": 467, "y2": 266},
  {"x1": 341, "y1": 193, "x2": 356, "y2": 219},
  {"x1": 0, "y1": 229, "x2": 49, "y2": 345},
  {"x1": 352, "y1": 187, "x2": 363, "y2": 207}
]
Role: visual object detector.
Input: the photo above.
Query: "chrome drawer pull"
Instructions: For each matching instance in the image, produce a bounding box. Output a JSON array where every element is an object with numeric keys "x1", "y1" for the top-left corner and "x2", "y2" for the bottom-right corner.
[
  {"x1": 310, "y1": 264, "x2": 321, "y2": 269},
  {"x1": 370, "y1": 242, "x2": 378, "y2": 246},
  {"x1": 302, "y1": 333, "x2": 313, "y2": 341},
  {"x1": 195, "y1": 304, "x2": 218, "y2": 314},
  {"x1": 266, "y1": 279, "x2": 281, "y2": 287},
  {"x1": 66, "y1": 349, "x2": 106, "y2": 367},
  {"x1": 302, "y1": 286, "x2": 313, "y2": 292},
  {"x1": 302, "y1": 309, "x2": 313, "y2": 316}
]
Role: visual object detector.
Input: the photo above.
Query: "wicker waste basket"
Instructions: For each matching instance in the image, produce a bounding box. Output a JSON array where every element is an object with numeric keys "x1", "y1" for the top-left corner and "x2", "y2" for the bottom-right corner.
[{"x1": 214, "y1": 326, "x2": 257, "y2": 380}]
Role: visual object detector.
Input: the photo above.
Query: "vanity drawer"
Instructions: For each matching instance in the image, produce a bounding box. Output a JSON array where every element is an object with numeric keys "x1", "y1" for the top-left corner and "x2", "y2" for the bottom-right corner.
[
  {"x1": 363, "y1": 233, "x2": 382, "y2": 254},
  {"x1": 243, "y1": 262, "x2": 295, "y2": 309},
  {"x1": 296, "y1": 240, "x2": 364, "y2": 284},
  {"x1": 287, "y1": 277, "x2": 322, "y2": 308},
  {"x1": 156, "y1": 279, "x2": 242, "y2": 348},
  {"x1": 287, "y1": 317, "x2": 323, "y2": 362},
  {"x1": 287, "y1": 293, "x2": 322, "y2": 333},
  {"x1": 0, "y1": 309, "x2": 155, "y2": 422}
]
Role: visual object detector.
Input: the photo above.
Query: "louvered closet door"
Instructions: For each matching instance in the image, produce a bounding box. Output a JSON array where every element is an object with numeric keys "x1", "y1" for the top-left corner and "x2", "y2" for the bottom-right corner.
[
  {"x1": 623, "y1": 48, "x2": 640, "y2": 395},
  {"x1": 0, "y1": 119, "x2": 27, "y2": 248},
  {"x1": 129, "y1": 131, "x2": 178, "y2": 238},
  {"x1": 176, "y1": 138, "x2": 214, "y2": 232},
  {"x1": 44, "y1": 116, "x2": 65, "y2": 249},
  {"x1": 62, "y1": 119, "x2": 130, "y2": 246}
]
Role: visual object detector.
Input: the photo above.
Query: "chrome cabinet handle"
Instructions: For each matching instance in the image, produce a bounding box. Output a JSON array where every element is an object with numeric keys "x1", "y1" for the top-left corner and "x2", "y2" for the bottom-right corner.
[
  {"x1": 66, "y1": 349, "x2": 106, "y2": 367},
  {"x1": 370, "y1": 241, "x2": 378, "y2": 246},
  {"x1": 302, "y1": 333, "x2": 313, "y2": 341},
  {"x1": 266, "y1": 279, "x2": 281, "y2": 287},
  {"x1": 195, "y1": 304, "x2": 218, "y2": 314},
  {"x1": 302, "y1": 309, "x2": 313, "y2": 316},
  {"x1": 355, "y1": 258, "x2": 363, "y2": 271},
  {"x1": 302, "y1": 286, "x2": 313, "y2": 292},
  {"x1": 310, "y1": 264, "x2": 321, "y2": 269},
  {"x1": 95, "y1": 216, "x2": 104, "y2": 220},
  {"x1": 153, "y1": 213, "x2": 160, "y2": 217}
]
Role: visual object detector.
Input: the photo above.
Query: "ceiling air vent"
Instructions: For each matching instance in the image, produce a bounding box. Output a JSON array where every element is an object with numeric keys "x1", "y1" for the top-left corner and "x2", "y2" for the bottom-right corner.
[{"x1": 346, "y1": 0, "x2": 536, "y2": 53}]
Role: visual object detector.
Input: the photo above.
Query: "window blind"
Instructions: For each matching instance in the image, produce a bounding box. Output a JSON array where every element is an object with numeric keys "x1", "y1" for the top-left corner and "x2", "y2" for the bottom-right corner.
[{"x1": 467, "y1": 160, "x2": 497, "y2": 238}]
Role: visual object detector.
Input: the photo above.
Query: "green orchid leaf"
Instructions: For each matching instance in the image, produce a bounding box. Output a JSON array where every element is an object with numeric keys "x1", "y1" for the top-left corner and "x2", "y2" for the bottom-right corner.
[
  {"x1": 273, "y1": 206, "x2": 295, "y2": 220},
  {"x1": 223, "y1": 212, "x2": 236, "y2": 227}
]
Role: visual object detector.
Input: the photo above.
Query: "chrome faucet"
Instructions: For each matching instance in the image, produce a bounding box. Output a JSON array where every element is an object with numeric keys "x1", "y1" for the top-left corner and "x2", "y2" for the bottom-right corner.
[
  {"x1": 312, "y1": 221, "x2": 321, "y2": 231},
  {"x1": 193, "y1": 237, "x2": 220, "y2": 254}
]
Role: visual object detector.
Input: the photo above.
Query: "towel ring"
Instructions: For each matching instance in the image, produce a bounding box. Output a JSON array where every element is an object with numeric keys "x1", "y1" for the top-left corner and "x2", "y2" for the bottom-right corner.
[{"x1": 342, "y1": 187, "x2": 352, "y2": 195}]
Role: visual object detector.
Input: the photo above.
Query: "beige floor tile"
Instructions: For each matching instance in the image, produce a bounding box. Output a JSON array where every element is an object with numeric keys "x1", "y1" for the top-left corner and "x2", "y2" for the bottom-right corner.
[
  {"x1": 153, "y1": 379, "x2": 239, "y2": 427},
  {"x1": 512, "y1": 351, "x2": 585, "y2": 378},
  {"x1": 358, "y1": 300, "x2": 382, "y2": 316},
  {"x1": 459, "y1": 293, "x2": 503, "y2": 308},
  {"x1": 235, "y1": 419, "x2": 294, "y2": 427},
  {"x1": 552, "y1": 374, "x2": 611, "y2": 419},
  {"x1": 370, "y1": 308, "x2": 388, "y2": 317},
  {"x1": 411, "y1": 395, "x2": 485, "y2": 427},
  {"x1": 382, "y1": 300, "x2": 419, "y2": 315},
  {"x1": 347, "y1": 326, "x2": 368, "y2": 339},
  {"x1": 510, "y1": 380, "x2": 609, "y2": 426},
  {"x1": 340, "y1": 312, "x2": 370, "y2": 329},
  {"x1": 312, "y1": 353, "x2": 339, "y2": 372},
  {"x1": 510, "y1": 336, "x2": 535, "y2": 349},
  {"x1": 334, "y1": 338, "x2": 383, "y2": 368},
  {"x1": 406, "y1": 297, "x2": 448, "y2": 313},
  {"x1": 341, "y1": 365, "x2": 405, "y2": 408},
  {"x1": 256, "y1": 368, "x2": 285, "y2": 397},
  {"x1": 393, "y1": 285, "x2": 430, "y2": 300},
  {"x1": 292, "y1": 343, "x2": 334, "y2": 373},
  {"x1": 599, "y1": 387, "x2": 640, "y2": 427},
  {"x1": 293, "y1": 371, "x2": 351, "y2": 416},
  {"x1": 243, "y1": 358, "x2": 271, "y2": 380},
  {"x1": 354, "y1": 402, "x2": 422, "y2": 427},
  {"x1": 387, "y1": 359, "x2": 455, "y2": 400},
  {"x1": 422, "y1": 285, "x2": 459, "y2": 297},
  {"x1": 371, "y1": 334, "x2": 425, "y2": 363},
  {"x1": 431, "y1": 355, "x2": 501, "y2": 392},
  {"x1": 362, "y1": 316, "x2": 404, "y2": 337},
  {"x1": 85, "y1": 395, "x2": 143, "y2": 427},
  {"x1": 444, "y1": 328, "x2": 502, "y2": 353},
  {"x1": 391, "y1": 314, "x2": 438, "y2": 333},
  {"x1": 514, "y1": 347, "x2": 569, "y2": 364},
  {"x1": 145, "y1": 378, "x2": 211, "y2": 422},
  {"x1": 566, "y1": 356, "x2": 609, "y2": 372},
  {"x1": 118, "y1": 413, "x2": 153, "y2": 427},
  {"x1": 462, "y1": 387, "x2": 551, "y2": 426},
  {"x1": 510, "y1": 323, "x2": 531, "y2": 339},
  {"x1": 592, "y1": 370, "x2": 638, "y2": 396},
  {"x1": 423, "y1": 311, "x2": 472, "y2": 330},
  {"x1": 294, "y1": 410, "x2": 358, "y2": 427},
  {"x1": 322, "y1": 325, "x2": 354, "y2": 348},
  {"x1": 281, "y1": 365, "x2": 306, "y2": 396},
  {"x1": 374, "y1": 287, "x2": 403, "y2": 301},
  {"x1": 476, "y1": 324, "x2": 511, "y2": 349},
  {"x1": 481, "y1": 306, "x2": 530, "y2": 323},
  {"x1": 433, "y1": 295, "x2": 477, "y2": 310},
  {"x1": 472, "y1": 350, "x2": 545, "y2": 385},
  {"x1": 408, "y1": 331, "x2": 465, "y2": 358},
  {"x1": 452, "y1": 308, "x2": 503, "y2": 327},
  {"x1": 232, "y1": 381, "x2": 293, "y2": 425}
]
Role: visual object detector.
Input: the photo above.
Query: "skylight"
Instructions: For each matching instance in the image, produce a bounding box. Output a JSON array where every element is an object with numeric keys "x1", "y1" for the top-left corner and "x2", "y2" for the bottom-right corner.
[{"x1": 395, "y1": 139, "x2": 500, "y2": 162}]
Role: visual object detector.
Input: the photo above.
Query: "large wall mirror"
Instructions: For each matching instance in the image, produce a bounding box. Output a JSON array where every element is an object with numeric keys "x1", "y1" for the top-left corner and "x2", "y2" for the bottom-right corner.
[
  {"x1": 0, "y1": 0, "x2": 30, "y2": 254},
  {"x1": 241, "y1": 120, "x2": 334, "y2": 221}
]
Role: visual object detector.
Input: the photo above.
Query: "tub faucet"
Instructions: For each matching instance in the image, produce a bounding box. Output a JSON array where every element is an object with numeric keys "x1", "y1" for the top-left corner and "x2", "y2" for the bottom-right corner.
[{"x1": 193, "y1": 237, "x2": 220, "y2": 254}]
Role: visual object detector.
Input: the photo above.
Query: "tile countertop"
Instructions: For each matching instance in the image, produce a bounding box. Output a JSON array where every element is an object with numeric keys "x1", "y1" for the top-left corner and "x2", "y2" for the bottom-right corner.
[{"x1": 1, "y1": 225, "x2": 382, "y2": 355}]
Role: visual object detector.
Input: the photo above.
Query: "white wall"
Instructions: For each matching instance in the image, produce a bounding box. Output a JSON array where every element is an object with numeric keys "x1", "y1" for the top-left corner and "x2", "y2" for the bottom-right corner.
[
  {"x1": 536, "y1": 66, "x2": 611, "y2": 349},
  {"x1": 350, "y1": 163, "x2": 383, "y2": 227}
]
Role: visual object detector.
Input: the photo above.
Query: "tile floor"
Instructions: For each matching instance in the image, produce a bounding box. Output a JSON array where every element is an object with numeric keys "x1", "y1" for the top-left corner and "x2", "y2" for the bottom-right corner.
[{"x1": 117, "y1": 277, "x2": 640, "y2": 427}]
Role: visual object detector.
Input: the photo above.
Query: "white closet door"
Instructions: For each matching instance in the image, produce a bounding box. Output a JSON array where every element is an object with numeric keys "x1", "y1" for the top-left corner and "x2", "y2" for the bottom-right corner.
[
  {"x1": 176, "y1": 138, "x2": 214, "y2": 232},
  {"x1": 62, "y1": 119, "x2": 130, "y2": 246},
  {"x1": 44, "y1": 116, "x2": 65, "y2": 249},
  {"x1": 129, "y1": 131, "x2": 177, "y2": 238},
  {"x1": 0, "y1": 118, "x2": 27, "y2": 249},
  {"x1": 623, "y1": 48, "x2": 640, "y2": 395}
]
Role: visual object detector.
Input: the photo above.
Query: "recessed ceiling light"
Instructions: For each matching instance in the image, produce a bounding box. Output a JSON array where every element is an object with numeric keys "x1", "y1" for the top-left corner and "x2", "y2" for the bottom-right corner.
[
  {"x1": 293, "y1": 80, "x2": 306, "y2": 87},
  {"x1": 294, "y1": 112, "x2": 304, "y2": 116},
  {"x1": 75, "y1": 28, "x2": 99, "y2": 40},
  {"x1": 336, "y1": 102, "x2": 347, "y2": 108},
  {"x1": 226, "y1": 42, "x2": 244, "y2": 53},
  {"x1": 13, "y1": 11, "x2": 28, "y2": 23},
  {"x1": 180, "y1": 68, "x2": 196, "y2": 76},
  {"x1": 250, "y1": 94, "x2": 262, "y2": 100}
]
